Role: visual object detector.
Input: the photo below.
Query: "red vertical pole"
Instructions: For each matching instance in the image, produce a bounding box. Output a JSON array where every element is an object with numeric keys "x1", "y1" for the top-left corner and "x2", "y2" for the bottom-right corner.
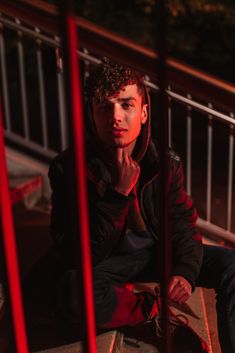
[
  {"x1": 59, "y1": 2, "x2": 97, "y2": 353},
  {"x1": 157, "y1": 0, "x2": 172, "y2": 352},
  {"x1": 0, "y1": 100, "x2": 29, "y2": 353}
]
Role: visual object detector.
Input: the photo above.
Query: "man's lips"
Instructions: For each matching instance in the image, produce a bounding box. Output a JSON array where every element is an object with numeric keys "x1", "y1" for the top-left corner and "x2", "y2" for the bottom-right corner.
[
  {"x1": 112, "y1": 127, "x2": 127, "y2": 131},
  {"x1": 111, "y1": 127, "x2": 127, "y2": 136}
]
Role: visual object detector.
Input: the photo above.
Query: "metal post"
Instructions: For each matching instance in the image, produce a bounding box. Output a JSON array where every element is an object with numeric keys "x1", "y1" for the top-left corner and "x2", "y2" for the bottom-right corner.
[
  {"x1": 157, "y1": 0, "x2": 171, "y2": 352},
  {"x1": 59, "y1": 1, "x2": 97, "y2": 353},
  {"x1": 16, "y1": 18, "x2": 29, "y2": 139},
  {"x1": 0, "y1": 99, "x2": 29, "y2": 353},
  {"x1": 186, "y1": 95, "x2": 192, "y2": 196},
  {"x1": 36, "y1": 27, "x2": 48, "y2": 148},
  {"x1": 206, "y1": 104, "x2": 213, "y2": 222},
  {"x1": 227, "y1": 120, "x2": 234, "y2": 231},
  {"x1": 0, "y1": 21, "x2": 11, "y2": 131},
  {"x1": 55, "y1": 45, "x2": 68, "y2": 150},
  {"x1": 168, "y1": 86, "x2": 172, "y2": 148}
]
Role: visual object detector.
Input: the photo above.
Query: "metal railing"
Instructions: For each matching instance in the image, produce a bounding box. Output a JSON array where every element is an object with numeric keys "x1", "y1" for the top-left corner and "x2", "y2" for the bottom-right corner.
[{"x1": 0, "y1": 0, "x2": 234, "y2": 247}]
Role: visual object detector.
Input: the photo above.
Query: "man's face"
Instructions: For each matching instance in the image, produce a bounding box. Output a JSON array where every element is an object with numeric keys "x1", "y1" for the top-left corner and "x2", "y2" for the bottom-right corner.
[{"x1": 92, "y1": 84, "x2": 148, "y2": 154}]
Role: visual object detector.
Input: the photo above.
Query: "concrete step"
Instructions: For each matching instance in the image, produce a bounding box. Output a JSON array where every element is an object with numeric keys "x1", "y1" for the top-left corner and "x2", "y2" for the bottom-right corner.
[
  {"x1": 7, "y1": 144, "x2": 48, "y2": 208},
  {"x1": 170, "y1": 288, "x2": 212, "y2": 351},
  {"x1": 124, "y1": 283, "x2": 213, "y2": 353},
  {"x1": 34, "y1": 331, "x2": 124, "y2": 353},
  {"x1": 6, "y1": 146, "x2": 51, "y2": 204},
  {"x1": 12, "y1": 204, "x2": 52, "y2": 280},
  {"x1": 10, "y1": 175, "x2": 42, "y2": 207}
]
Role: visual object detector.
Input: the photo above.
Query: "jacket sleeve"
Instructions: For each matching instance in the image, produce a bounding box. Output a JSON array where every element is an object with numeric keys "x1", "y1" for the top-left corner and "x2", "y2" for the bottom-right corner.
[
  {"x1": 169, "y1": 155, "x2": 203, "y2": 289},
  {"x1": 48, "y1": 157, "x2": 135, "y2": 267},
  {"x1": 48, "y1": 158, "x2": 68, "y2": 256}
]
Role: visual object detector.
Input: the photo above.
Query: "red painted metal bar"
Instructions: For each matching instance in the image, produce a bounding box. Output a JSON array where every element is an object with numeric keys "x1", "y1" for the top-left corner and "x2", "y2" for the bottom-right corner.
[
  {"x1": 59, "y1": 1, "x2": 97, "y2": 352},
  {"x1": 157, "y1": 1, "x2": 172, "y2": 352},
  {"x1": 0, "y1": 100, "x2": 29, "y2": 352}
]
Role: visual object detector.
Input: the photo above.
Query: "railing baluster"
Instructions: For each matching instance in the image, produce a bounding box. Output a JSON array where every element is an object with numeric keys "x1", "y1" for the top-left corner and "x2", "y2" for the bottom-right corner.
[
  {"x1": 186, "y1": 94, "x2": 192, "y2": 196},
  {"x1": 16, "y1": 18, "x2": 29, "y2": 139},
  {"x1": 0, "y1": 99, "x2": 29, "y2": 353},
  {"x1": 206, "y1": 104, "x2": 213, "y2": 222},
  {"x1": 36, "y1": 27, "x2": 48, "y2": 148},
  {"x1": 227, "y1": 119, "x2": 234, "y2": 231},
  {"x1": 82, "y1": 48, "x2": 92, "y2": 85},
  {"x1": 168, "y1": 86, "x2": 172, "y2": 148},
  {"x1": 0, "y1": 18, "x2": 11, "y2": 131},
  {"x1": 55, "y1": 45, "x2": 68, "y2": 150}
]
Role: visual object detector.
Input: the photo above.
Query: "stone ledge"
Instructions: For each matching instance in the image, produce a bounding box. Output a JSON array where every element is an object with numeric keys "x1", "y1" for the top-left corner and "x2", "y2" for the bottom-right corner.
[
  {"x1": 35, "y1": 331, "x2": 124, "y2": 353},
  {"x1": 130, "y1": 283, "x2": 213, "y2": 353}
]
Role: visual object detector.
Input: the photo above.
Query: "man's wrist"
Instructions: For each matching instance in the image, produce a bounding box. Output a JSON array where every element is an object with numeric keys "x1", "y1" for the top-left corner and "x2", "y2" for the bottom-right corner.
[{"x1": 113, "y1": 186, "x2": 129, "y2": 196}]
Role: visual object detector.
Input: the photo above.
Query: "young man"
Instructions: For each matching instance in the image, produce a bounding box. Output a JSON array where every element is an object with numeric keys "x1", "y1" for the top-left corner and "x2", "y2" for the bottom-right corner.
[{"x1": 49, "y1": 61, "x2": 235, "y2": 353}]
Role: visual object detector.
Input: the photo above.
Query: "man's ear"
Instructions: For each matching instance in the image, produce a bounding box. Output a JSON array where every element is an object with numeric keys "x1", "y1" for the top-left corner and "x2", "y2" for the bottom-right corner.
[{"x1": 141, "y1": 104, "x2": 148, "y2": 124}]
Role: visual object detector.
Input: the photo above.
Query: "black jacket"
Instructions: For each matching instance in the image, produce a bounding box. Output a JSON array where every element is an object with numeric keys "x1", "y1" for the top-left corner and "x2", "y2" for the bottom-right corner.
[{"x1": 48, "y1": 140, "x2": 203, "y2": 290}]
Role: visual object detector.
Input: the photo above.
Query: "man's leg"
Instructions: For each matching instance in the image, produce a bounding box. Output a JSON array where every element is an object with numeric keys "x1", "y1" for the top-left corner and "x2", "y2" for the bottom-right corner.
[
  {"x1": 196, "y1": 244, "x2": 235, "y2": 353},
  {"x1": 56, "y1": 247, "x2": 158, "y2": 328},
  {"x1": 93, "y1": 247, "x2": 157, "y2": 328}
]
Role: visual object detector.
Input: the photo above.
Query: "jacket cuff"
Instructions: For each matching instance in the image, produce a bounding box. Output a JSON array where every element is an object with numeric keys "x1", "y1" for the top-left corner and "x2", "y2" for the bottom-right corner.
[
  {"x1": 104, "y1": 186, "x2": 136, "y2": 202},
  {"x1": 172, "y1": 264, "x2": 198, "y2": 291}
]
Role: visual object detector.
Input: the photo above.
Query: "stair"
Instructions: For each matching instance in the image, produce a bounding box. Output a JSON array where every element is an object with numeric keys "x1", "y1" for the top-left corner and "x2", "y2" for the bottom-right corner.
[
  {"x1": 10, "y1": 175, "x2": 42, "y2": 207},
  {"x1": 35, "y1": 331, "x2": 124, "y2": 353},
  {"x1": 6, "y1": 146, "x2": 52, "y2": 279},
  {"x1": 0, "y1": 147, "x2": 51, "y2": 353},
  {"x1": 122, "y1": 283, "x2": 214, "y2": 353}
]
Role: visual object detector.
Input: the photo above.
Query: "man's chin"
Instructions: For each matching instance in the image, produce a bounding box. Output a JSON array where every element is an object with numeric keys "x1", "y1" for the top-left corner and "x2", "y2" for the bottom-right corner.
[
  {"x1": 104, "y1": 141, "x2": 128, "y2": 148},
  {"x1": 102, "y1": 139, "x2": 137, "y2": 153}
]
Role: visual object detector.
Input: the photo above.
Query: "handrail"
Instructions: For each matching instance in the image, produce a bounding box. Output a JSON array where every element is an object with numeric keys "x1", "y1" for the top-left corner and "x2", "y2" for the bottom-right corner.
[
  {"x1": 0, "y1": 0, "x2": 235, "y2": 113},
  {"x1": 1, "y1": 10, "x2": 234, "y2": 127}
]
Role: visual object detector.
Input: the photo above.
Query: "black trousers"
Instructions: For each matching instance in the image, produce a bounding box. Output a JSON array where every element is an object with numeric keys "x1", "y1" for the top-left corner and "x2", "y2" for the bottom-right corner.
[{"x1": 58, "y1": 244, "x2": 235, "y2": 353}]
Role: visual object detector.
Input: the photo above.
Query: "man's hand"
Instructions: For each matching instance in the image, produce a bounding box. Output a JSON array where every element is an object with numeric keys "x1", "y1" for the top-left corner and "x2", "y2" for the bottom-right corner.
[
  {"x1": 168, "y1": 275, "x2": 192, "y2": 304},
  {"x1": 112, "y1": 148, "x2": 140, "y2": 196}
]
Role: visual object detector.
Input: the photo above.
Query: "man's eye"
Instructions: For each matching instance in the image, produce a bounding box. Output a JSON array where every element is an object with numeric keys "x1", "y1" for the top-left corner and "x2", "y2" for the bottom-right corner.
[
  {"x1": 97, "y1": 103, "x2": 111, "y2": 111},
  {"x1": 122, "y1": 102, "x2": 132, "y2": 109}
]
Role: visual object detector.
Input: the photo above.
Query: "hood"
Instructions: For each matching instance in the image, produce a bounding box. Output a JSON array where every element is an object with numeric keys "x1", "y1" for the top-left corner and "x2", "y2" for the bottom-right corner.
[{"x1": 85, "y1": 85, "x2": 151, "y2": 164}]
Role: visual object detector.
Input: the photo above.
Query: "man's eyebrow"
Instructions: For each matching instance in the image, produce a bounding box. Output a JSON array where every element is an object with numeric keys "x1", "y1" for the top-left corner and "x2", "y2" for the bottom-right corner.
[{"x1": 117, "y1": 97, "x2": 137, "y2": 102}]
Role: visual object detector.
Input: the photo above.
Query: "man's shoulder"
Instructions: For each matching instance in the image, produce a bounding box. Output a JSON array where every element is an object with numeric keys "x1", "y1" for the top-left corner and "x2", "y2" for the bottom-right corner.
[
  {"x1": 49, "y1": 148, "x2": 71, "y2": 177},
  {"x1": 52, "y1": 148, "x2": 71, "y2": 163},
  {"x1": 148, "y1": 141, "x2": 181, "y2": 162}
]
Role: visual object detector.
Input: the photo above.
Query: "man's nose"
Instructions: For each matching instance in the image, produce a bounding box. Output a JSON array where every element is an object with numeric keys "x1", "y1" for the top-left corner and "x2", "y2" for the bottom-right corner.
[{"x1": 112, "y1": 103, "x2": 123, "y2": 122}]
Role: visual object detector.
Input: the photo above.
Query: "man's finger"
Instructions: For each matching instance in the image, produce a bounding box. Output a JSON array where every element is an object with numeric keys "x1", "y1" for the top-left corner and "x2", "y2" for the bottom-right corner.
[
  {"x1": 168, "y1": 278, "x2": 178, "y2": 297},
  {"x1": 178, "y1": 293, "x2": 190, "y2": 305},
  {"x1": 173, "y1": 287, "x2": 188, "y2": 301},
  {"x1": 116, "y1": 147, "x2": 123, "y2": 163},
  {"x1": 168, "y1": 285, "x2": 181, "y2": 300},
  {"x1": 124, "y1": 151, "x2": 130, "y2": 165}
]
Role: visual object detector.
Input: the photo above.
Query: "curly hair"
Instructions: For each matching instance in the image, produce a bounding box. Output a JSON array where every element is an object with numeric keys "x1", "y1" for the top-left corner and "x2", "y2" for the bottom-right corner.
[{"x1": 85, "y1": 60, "x2": 146, "y2": 105}]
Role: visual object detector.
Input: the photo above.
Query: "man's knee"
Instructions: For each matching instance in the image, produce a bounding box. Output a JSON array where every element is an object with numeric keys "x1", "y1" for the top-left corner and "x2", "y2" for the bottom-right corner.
[{"x1": 209, "y1": 247, "x2": 235, "y2": 292}]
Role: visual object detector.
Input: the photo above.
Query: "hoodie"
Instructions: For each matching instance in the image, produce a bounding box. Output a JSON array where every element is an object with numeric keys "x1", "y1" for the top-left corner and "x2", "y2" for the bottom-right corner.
[{"x1": 48, "y1": 85, "x2": 203, "y2": 290}]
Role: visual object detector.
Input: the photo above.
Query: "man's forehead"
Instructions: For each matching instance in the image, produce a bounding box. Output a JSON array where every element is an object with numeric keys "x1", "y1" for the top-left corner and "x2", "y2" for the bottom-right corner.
[{"x1": 93, "y1": 84, "x2": 141, "y2": 103}]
